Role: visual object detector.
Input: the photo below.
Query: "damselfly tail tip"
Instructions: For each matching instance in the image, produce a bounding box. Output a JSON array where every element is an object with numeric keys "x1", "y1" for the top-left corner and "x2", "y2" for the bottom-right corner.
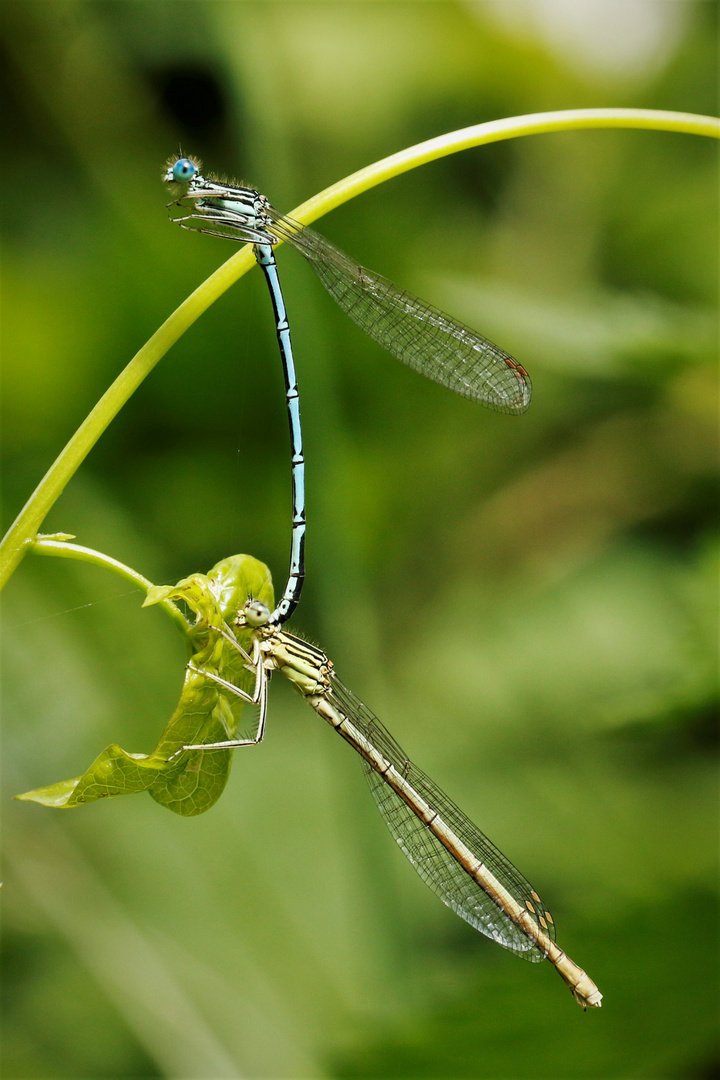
[
  {"x1": 555, "y1": 953, "x2": 603, "y2": 1008},
  {"x1": 572, "y1": 984, "x2": 603, "y2": 1009}
]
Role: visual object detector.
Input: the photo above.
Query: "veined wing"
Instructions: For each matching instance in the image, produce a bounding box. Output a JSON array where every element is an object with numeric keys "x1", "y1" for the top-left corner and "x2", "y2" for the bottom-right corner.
[
  {"x1": 268, "y1": 209, "x2": 532, "y2": 415},
  {"x1": 328, "y1": 677, "x2": 553, "y2": 960}
]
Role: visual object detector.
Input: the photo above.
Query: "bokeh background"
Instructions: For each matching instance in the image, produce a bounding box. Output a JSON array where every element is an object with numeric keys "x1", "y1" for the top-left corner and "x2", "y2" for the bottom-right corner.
[{"x1": 2, "y1": 2, "x2": 718, "y2": 1078}]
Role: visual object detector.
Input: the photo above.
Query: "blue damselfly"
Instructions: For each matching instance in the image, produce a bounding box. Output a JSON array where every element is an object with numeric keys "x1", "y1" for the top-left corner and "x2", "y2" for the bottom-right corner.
[{"x1": 164, "y1": 157, "x2": 532, "y2": 626}]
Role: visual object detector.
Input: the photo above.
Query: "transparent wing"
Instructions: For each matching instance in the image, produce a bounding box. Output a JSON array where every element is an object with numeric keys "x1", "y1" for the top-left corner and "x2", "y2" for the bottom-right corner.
[
  {"x1": 268, "y1": 210, "x2": 532, "y2": 415},
  {"x1": 329, "y1": 677, "x2": 553, "y2": 960}
]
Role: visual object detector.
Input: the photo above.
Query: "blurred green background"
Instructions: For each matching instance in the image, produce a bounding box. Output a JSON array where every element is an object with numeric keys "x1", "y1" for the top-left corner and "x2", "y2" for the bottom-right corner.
[{"x1": 2, "y1": 2, "x2": 718, "y2": 1078}]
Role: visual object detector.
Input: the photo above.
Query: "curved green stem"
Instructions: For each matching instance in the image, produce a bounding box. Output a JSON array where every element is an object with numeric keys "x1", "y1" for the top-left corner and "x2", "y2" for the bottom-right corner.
[
  {"x1": 1, "y1": 108, "x2": 717, "y2": 590},
  {"x1": 31, "y1": 535, "x2": 190, "y2": 637},
  {"x1": 288, "y1": 108, "x2": 720, "y2": 224}
]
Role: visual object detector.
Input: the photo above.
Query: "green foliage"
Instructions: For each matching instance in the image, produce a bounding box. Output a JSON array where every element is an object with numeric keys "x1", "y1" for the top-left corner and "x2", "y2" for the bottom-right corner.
[
  {"x1": 2, "y1": 3, "x2": 717, "y2": 1078},
  {"x1": 16, "y1": 555, "x2": 273, "y2": 816}
]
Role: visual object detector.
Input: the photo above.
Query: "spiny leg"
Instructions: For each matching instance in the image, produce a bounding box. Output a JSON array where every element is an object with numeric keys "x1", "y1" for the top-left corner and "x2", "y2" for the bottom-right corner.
[
  {"x1": 206, "y1": 620, "x2": 255, "y2": 666},
  {"x1": 166, "y1": 640, "x2": 270, "y2": 759}
]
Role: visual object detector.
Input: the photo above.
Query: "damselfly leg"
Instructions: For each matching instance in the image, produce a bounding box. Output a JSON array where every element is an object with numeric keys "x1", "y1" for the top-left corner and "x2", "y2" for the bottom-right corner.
[{"x1": 167, "y1": 624, "x2": 270, "y2": 758}]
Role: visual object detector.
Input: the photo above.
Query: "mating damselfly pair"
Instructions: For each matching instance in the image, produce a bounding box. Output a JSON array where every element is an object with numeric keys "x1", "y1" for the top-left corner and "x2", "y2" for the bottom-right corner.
[{"x1": 162, "y1": 159, "x2": 601, "y2": 1007}]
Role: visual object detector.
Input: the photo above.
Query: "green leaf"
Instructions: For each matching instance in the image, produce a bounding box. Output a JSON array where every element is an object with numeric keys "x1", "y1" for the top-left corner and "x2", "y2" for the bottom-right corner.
[{"x1": 16, "y1": 554, "x2": 274, "y2": 816}]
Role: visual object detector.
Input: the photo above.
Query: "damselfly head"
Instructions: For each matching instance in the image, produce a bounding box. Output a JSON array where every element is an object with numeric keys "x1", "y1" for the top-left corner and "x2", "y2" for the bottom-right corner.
[
  {"x1": 173, "y1": 157, "x2": 197, "y2": 184},
  {"x1": 240, "y1": 599, "x2": 271, "y2": 628},
  {"x1": 163, "y1": 155, "x2": 202, "y2": 188}
]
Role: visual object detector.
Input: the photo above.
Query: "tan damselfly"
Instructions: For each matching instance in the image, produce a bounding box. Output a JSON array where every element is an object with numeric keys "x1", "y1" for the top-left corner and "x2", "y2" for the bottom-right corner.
[{"x1": 171, "y1": 596, "x2": 602, "y2": 1009}]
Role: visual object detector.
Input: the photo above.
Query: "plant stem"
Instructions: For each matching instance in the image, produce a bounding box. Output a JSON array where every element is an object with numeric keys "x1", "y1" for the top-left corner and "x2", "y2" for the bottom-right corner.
[
  {"x1": 287, "y1": 108, "x2": 720, "y2": 224},
  {"x1": 31, "y1": 535, "x2": 190, "y2": 636},
  {"x1": 1, "y1": 108, "x2": 717, "y2": 591}
]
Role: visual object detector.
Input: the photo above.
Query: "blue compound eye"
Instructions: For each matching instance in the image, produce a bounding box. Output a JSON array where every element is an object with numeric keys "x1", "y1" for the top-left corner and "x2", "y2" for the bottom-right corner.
[{"x1": 172, "y1": 158, "x2": 196, "y2": 184}]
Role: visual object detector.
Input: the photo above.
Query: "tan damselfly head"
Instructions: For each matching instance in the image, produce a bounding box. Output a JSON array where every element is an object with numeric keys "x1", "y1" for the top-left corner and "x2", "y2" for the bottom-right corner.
[{"x1": 239, "y1": 599, "x2": 272, "y2": 628}]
